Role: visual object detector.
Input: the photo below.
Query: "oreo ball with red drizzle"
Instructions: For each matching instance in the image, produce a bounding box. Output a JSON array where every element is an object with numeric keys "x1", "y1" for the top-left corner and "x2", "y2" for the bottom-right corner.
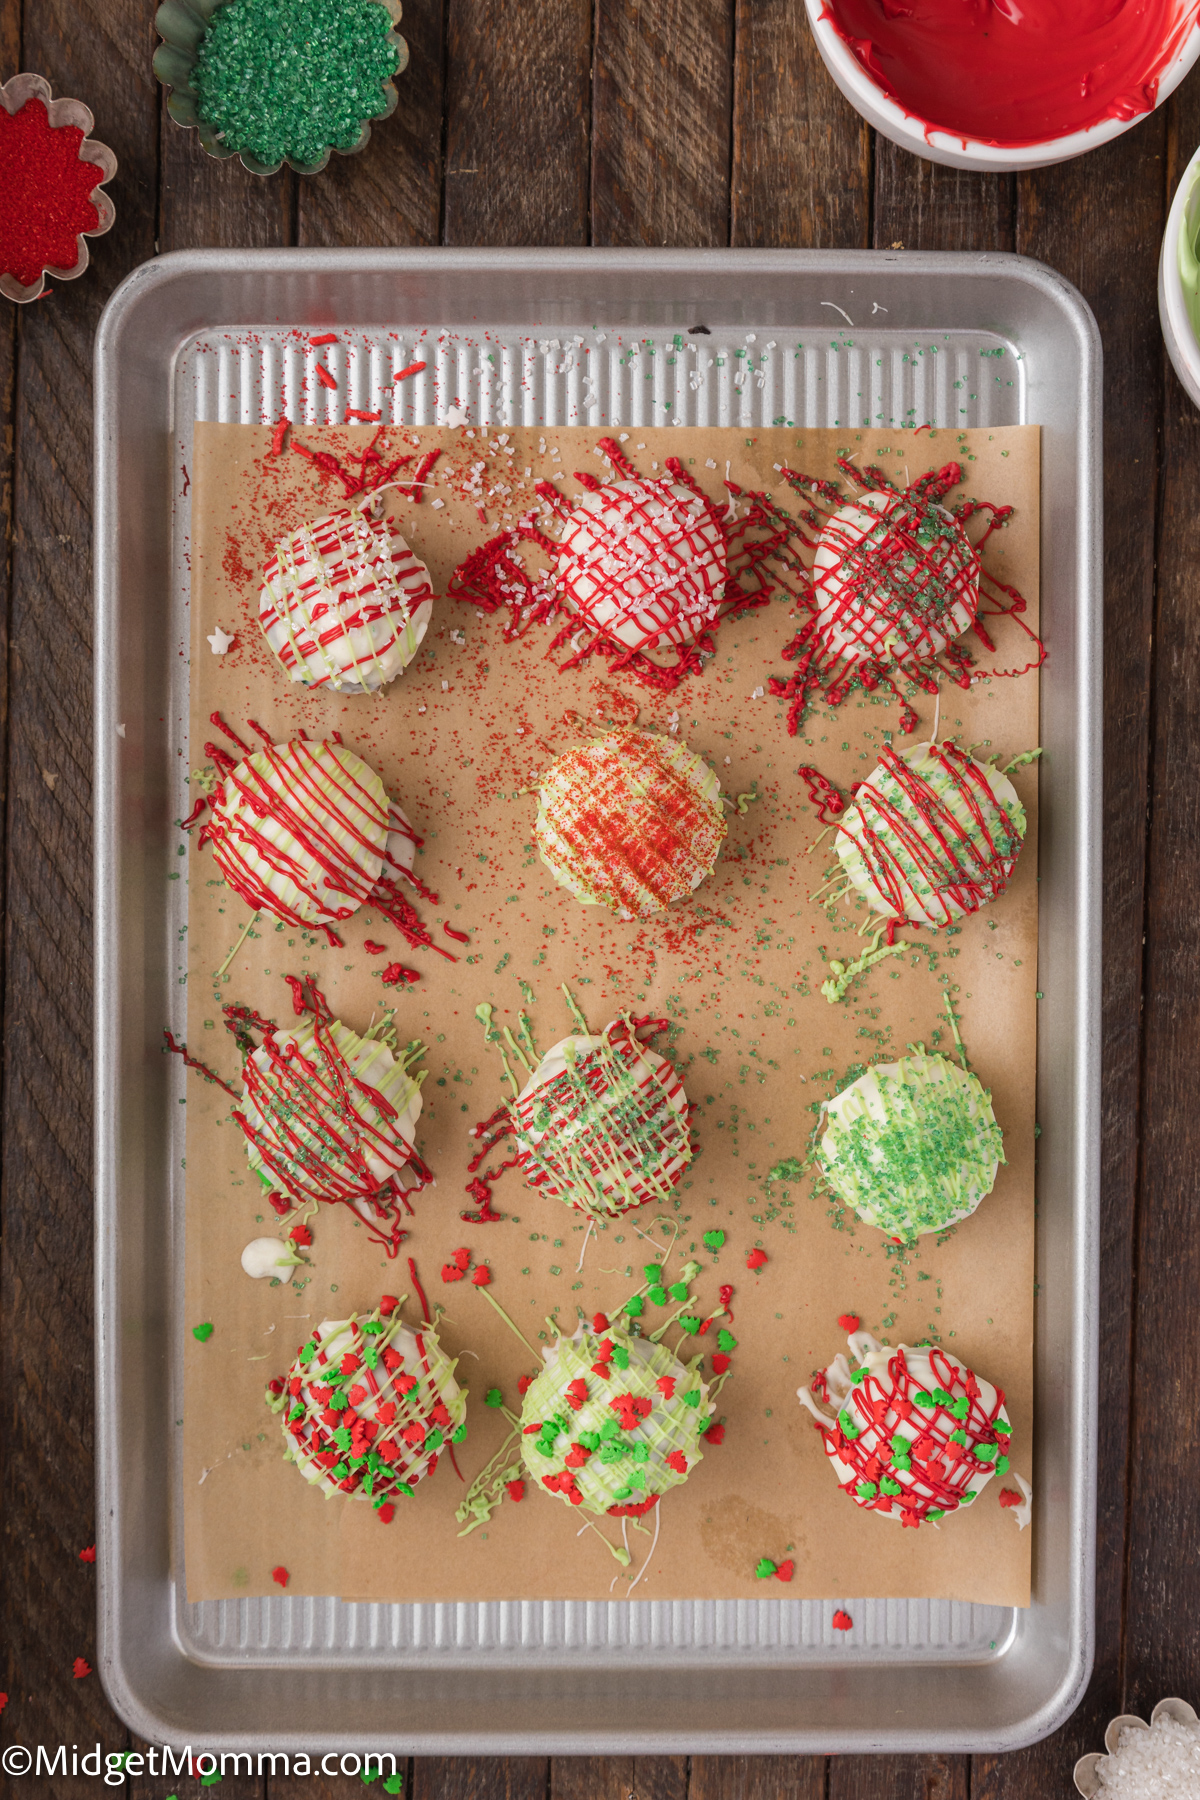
[
  {"x1": 195, "y1": 717, "x2": 443, "y2": 954},
  {"x1": 230, "y1": 979, "x2": 429, "y2": 1257},
  {"x1": 835, "y1": 739, "x2": 1027, "y2": 930},
  {"x1": 533, "y1": 726, "x2": 727, "y2": 920},
  {"x1": 797, "y1": 1330, "x2": 1020, "y2": 1529},
  {"x1": 266, "y1": 1295, "x2": 466, "y2": 1515}
]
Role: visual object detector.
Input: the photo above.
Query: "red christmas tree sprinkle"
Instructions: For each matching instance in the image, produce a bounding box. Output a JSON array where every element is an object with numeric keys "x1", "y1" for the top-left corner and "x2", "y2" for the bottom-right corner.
[
  {"x1": 73, "y1": 1657, "x2": 92, "y2": 1679},
  {"x1": 79, "y1": 1544, "x2": 96, "y2": 1563},
  {"x1": 998, "y1": 1487, "x2": 1023, "y2": 1509},
  {"x1": 746, "y1": 1248, "x2": 768, "y2": 1271},
  {"x1": 837, "y1": 1313, "x2": 861, "y2": 1331},
  {"x1": 832, "y1": 1609, "x2": 853, "y2": 1631},
  {"x1": 505, "y1": 1478, "x2": 525, "y2": 1502},
  {"x1": 289, "y1": 1223, "x2": 312, "y2": 1247},
  {"x1": 0, "y1": 97, "x2": 105, "y2": 289},
  {"x1": 774, "y1": 1559, "x2": 795, "y2": 1582},
  {"x1": 470, "y1": 1264, "x2": 492, "y2": 1287},
  {"x1": 271, "y1": 1566, "x2": 289, "y2": 1587},
  {"x1": 376, "y1": 1504, "x2": 396, "y2": 1524}
]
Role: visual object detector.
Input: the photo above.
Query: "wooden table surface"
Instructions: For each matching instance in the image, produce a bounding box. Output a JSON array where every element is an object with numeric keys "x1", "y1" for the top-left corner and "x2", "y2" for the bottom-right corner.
[{"x1": 1, "y1": 2, "x2": 1196, "y2": 1795}]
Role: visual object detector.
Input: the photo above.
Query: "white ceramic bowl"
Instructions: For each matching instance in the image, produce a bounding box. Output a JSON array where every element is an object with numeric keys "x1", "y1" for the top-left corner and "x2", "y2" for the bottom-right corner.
[
  {"x1": 804, "y1": 0, "x2": 1200, "y2": 173},
  {"x1": 1160, "y1": 138, "x2": 1200, "y2": 407}
]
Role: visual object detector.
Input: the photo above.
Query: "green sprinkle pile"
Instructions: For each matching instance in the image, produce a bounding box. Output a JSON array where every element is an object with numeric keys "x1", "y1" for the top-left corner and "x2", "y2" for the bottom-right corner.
[{"x1": 193, "y1": 0, "x2": 400, "y2": 170}]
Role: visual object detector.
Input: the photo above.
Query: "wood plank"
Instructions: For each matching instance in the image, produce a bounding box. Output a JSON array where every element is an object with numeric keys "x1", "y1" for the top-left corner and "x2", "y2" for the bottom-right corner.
[
  {"x1": 730, "y1": 0, "x2": 869, "y2": 249},
  {"x1": 690, "y1": 1753, "x2": 826, "y2": 1799},
  {"x1": 410, "y1": 1757, "x2": 548, "y2": 1800},
  {"x1": 872, "y1": 145, "x2": 1015, "y2": 253},
  {"x1": 970, "y1": 121, "x2": 1169, "y2": 1794},
  {"x1": 298, "y1": 0, "x2": 444, "y2": 247},
  {"x1": 443, "y1": 0, "x2": 591, "y2": 246},
  {"x1": 551, "y1": 1755, "x2": 687, "y2": 1800},
  {"x1": 592, "y1": 0, "x2": 735, "y2": 247},
  {"x1": 829, "y1": 1755, "x2": 965, "y2": 1800},
  {"x1": 0, "y1": 0, "x2": 160, "y2": 1786},
  {"x1": 158, "y1": 107, "x2": 293, "y2": 254},
  {"x1": 1121, "y1": 79, "x2": 1200, "y2": 1724}
]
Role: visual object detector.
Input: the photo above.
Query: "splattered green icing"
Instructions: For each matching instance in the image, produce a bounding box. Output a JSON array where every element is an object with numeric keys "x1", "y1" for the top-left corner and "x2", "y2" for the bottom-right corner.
[
  {"x1": 194, "y1": 0, "x2": 401, "y2": 172},
  {"x1": 818, "y1": 1051, "x2": 1004, "y2": 1243},
  {"x1": 520, "y1": 1321, "x2": 714, "y2": 1516}
]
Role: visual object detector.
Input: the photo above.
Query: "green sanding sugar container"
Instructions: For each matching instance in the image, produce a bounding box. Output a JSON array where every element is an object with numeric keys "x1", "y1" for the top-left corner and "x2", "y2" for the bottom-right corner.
[
  {"x1": 153, "y1": 0, "x2": 407, "y2": 176},
  {"x1": 818, "y1": 1050, "x2": 1004, "y2": 1244}
]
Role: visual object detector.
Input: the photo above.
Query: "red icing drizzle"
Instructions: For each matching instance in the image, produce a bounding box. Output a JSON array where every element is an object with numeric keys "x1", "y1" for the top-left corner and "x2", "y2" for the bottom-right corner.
[
  {"x1": 228, "y1": 981, "x2": 431, "y2": 1257},
  {"x1": 841, "y1": 740, "x2": 1023, "y2": 926},
  {"x1": 821, "y1": 0, "x2": 1200, "y2": 148},
  {"x1": 814, "y1": 1344, "x2": 1008, "y2": 1528},
  {"x1": 0, "y1": 98, "x2": 103, "y2": 289}
]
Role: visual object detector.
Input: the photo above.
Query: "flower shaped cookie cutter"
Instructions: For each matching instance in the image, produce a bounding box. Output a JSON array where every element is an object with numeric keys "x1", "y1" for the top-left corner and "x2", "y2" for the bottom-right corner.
[
  {"x1": 1073, "y1": 1696, "x2": 1199, "y2": 1794},
  {"x1": 0, "y1": 73, "x2": 117, "y2": 304}
]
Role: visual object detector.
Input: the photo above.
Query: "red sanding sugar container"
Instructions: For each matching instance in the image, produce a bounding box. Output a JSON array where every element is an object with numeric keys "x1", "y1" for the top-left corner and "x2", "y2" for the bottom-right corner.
[
  {"x1": 0, "y1": 73, "x2": 117, "y2": 303},
  {"x1": 804, "y1": 0, "x2": 1200, "y2": 172}
]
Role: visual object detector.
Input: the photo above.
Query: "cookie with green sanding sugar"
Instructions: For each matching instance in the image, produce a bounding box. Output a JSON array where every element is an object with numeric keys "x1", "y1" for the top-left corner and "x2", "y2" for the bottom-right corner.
[
  {"x1": 266, "y1": 1296, "x2": 467, "y2": 1515},
  {"x1": 797, "y1": 1328, "x2": 1029, "y2": 1532},
  {"x1": 817, "y1": 1049, "x2": 1003, "y2": 1244},
  {"x1": 834, "y1": 738, "x2": 1027, "y2": 931},
  {"x1": 519, "y1": 1319, "x2": 716, "y2": 1518},
  {"x1": 179, "y1": 0, "x2": 406, "y2": 176}
]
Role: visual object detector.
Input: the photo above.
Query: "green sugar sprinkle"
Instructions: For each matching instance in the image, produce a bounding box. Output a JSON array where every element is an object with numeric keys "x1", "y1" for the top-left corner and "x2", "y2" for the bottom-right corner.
[{"x1": 194, "y1": 0, "x2": 400, "y2": 170}]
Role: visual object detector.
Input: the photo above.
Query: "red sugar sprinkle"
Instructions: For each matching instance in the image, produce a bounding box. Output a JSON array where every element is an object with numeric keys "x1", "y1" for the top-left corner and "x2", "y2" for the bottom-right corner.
[
  {"x1": 376, "y1": 1504, "x2": 396, "y2": 1524},
  {"x1": 0, "y1": 98, "x2": 104, "y2": 289},
  {"x1": 271, "y1": 1565, "x2": 289, "y2": 1587},
  {"x1": 363, "y1": 939, "x2": 387, "y2": 955},
  {"x1": 72, "y1": 1658, "x2": 92, "y2": 1680},
  {"x1": 837, "y1": 1313, "x2": 861, "y2": 1331},
  {"x1": 832, "y1": 1609, "x2": 853, "y2": 1631},
  {"x1": 746, "y1": 1249, "x2": 768, "y2": 1271},
  {"x1": 470, "y1": 1265, "x2": 492, "y2": 1287},
  {"x1": 395, "y1": 360, "x2": 427, "y2": 382},
  {"x1": 79, "y1": 1544, "x2": 96, "y2": 1563},
  {"x1": 308, "y1": 333, "x2": 339, "y2": 346},
  {"x1": 315, "y1": 363, "x2": 338, "y2": 390},
  {"x1": 0, "y1": 1694, "x2": 7, "y2": 1714},
  {"x1": 506, "y1": 1479, "x2": 525, "y2": 1502}
]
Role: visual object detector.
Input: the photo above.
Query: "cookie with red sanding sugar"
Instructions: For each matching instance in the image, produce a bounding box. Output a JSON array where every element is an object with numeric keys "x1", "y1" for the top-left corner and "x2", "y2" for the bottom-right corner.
[
  {"x1": 533, "y1": 725, "x2": 727, "y2": 920},
  {"x1": 266, "y1": 1296, "x2": 466, "y2": 1515},
  {"x1": 259, "y1": 500, "x2": 433, "y2": 694},
  {"x1": 225, "y1": 978, "x2": 430, "y2": 1258},
  {"x1": 797, "y1": 1329, "x2": 1031, "y2": 1531},
  {"x1": 190, "y1": 717, "x2": 443, "y2": 954}
]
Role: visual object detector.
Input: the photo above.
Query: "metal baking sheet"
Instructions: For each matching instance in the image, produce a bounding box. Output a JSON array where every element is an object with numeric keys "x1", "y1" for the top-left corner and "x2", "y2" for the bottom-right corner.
[{"x1": 94, "y1": 247, "x2": 1100, "y2": 1755}]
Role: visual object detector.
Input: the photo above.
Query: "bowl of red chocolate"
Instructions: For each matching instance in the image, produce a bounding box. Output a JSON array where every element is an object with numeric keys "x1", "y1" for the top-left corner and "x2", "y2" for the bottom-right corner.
[{"x1": 805, "y1": 0, "x2": 1200, "y2": 172}]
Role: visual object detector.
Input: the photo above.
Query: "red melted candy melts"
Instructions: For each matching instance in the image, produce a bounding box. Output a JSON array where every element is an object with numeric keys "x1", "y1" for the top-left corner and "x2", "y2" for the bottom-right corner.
[
  {"x1": 822, "y1": 0, "x2": 1200, "y2": 147},
  {"x1": 0, "y1": 98, "x2": 103, "y2": 288}
]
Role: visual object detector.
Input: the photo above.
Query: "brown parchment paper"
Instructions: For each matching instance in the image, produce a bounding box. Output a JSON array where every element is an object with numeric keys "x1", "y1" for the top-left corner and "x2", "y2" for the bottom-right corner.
[{"x1": 182, "y1": 421, "x2": 1040, "y2": 1606}]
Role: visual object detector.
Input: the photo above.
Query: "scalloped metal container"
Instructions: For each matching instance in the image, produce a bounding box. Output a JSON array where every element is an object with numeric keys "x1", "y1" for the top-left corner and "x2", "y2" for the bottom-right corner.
[
  {"x1": 1074, "y1": 1697, "x2": 1200, "y2": 1793},
  {"x1": 152, "y1": 0, "x2": 407, "y2": 177},
  {"x1": 0, "y1": 73, "x2": 117, "y2": 303},
  {"x1": 94, "y1": 247, "x2": 1101, "y2": 1757}
]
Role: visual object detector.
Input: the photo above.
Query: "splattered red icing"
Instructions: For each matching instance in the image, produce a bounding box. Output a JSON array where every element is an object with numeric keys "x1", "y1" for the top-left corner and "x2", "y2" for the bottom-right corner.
[
  {"x1": 225, "y1": 979, "x2": 431, "y2": 1256},
  {"x1": 189, "y1": 716, "x2": 447, "y2": 955},
  {"x1": 449, "y1": 439, "x2": 773, "y2": 692},
  {"x1": 764, "y1": 460, "x2": 1043, "y2": 734},
  {"x1": 266, "y1": 1296, "x2": 467, "y2": 1511},
  {"x1": 798, "y1": 1331, "x2": 1017, "y2": 1528},
  {"x1": 533, "y1": 726, "x2": 727, "y2": 919},
  {"x1": 822, "y1": 0, "x2": 1200, "y2": 148},
  {"x1": 259, "y1": 502, "x2": 434, "y2": 694}
]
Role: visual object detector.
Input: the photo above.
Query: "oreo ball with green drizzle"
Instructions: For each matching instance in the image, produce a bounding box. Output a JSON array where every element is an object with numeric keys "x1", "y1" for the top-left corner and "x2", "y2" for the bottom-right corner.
[
  {"x1": 817, "y1": 1050, "x2": 1004, "y2": 1245},
  {"x1": 521, "y1": 1317, "x2": 715, "y2": 1517}
]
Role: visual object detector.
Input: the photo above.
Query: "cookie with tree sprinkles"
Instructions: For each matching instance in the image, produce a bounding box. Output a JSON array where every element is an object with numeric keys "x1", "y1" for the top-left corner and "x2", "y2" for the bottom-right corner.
[
  {"x1": 834, "y1": 739, "x2": 1028, "y2": 930},
  {"x1": 518, "y1": 1318, "x2": 716, "y2": 1517},
  {"x1": 797, "y1": 1330, "x2": 1028, "y2": 1530},
  {"x1": 259, "y1": 501, "x2": 433, "y2": 694},
  {"x1": 266, "y1": 1295, "x2": 466, "y2": 1513},
  {"x1": 817, "y1": 1047, "x2": 1004, "y2": 1244},
  {"x1": 533, "y1": 726, "x2": 727, "y2": 920}
]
